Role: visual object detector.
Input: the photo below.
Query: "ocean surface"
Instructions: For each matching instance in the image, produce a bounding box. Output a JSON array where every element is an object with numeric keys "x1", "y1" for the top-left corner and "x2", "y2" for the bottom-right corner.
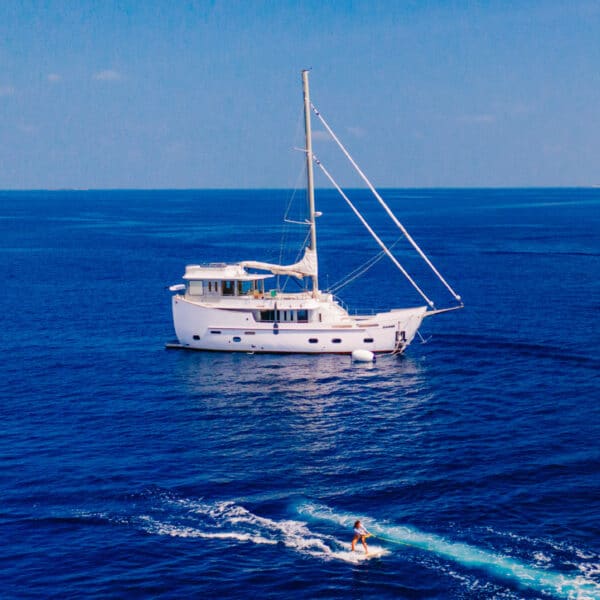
[{"x1": 1, "y1": 188, "x2": 599, "y2": 599}]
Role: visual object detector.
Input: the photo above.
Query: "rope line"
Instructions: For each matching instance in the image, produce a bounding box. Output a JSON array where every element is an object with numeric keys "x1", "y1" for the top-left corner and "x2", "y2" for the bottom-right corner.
[{"x1": 372, "y1": 534, "x2": 420, "y2": 549}]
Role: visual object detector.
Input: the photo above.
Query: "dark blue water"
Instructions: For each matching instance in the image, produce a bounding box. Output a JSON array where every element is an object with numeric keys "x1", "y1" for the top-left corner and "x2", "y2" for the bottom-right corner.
[{"x1": 1, "y1": 188, "x2": 599, "y2": 599}]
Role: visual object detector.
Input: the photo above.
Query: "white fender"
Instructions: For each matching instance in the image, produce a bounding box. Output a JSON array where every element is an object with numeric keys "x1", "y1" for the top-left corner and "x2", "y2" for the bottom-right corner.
[{"x1": 352, "y1": 349, "x2": 375, "y2": 363}]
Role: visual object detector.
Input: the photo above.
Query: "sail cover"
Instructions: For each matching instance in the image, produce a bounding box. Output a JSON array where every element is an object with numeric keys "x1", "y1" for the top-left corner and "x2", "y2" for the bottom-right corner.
[{"x1": 241, "y1": 247, "x2": 317, "y2": 279}]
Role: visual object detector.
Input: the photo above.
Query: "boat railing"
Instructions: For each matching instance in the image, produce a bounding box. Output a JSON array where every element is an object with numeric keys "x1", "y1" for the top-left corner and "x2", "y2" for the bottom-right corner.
[
  {"x1": 328, "y1": 294, "x2": 380, "y2": 316},
  {"x1": 332, "y1": 295, "x2": 352, "y2": 314},
  {"x1": 351, "y1": 310, "x2": 378, "y2": 317}
]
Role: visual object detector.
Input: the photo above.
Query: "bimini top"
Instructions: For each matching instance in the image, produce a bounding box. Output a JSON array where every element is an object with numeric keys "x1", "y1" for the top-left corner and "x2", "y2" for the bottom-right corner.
[
  {"x1": 184, "y1": 247, "x2": 318, "y2": 282},
  {"x1": 183, "y1": 263, "x2": 273, "y2": 281},
  {"x1": 241, "y1": 247, "x2": 317, "y2": 279}
]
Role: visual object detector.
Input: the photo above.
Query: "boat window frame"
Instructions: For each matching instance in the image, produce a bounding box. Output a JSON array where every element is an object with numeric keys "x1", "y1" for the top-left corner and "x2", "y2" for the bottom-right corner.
[
  {"x1": 188, "y1": 281, "x2": 204, "y2": 296},
  {"x1": 259, "y1": 310, "x2": 276, "y2": 322},
  {"x1": 222, "y1": 280, "x2": 235, "y2": 296}
]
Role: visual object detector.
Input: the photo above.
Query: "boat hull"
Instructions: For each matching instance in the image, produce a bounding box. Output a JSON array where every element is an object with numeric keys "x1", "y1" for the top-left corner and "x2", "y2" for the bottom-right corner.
[{"x1": 171, "y1": 296, "x2": 427, "y2": 354}]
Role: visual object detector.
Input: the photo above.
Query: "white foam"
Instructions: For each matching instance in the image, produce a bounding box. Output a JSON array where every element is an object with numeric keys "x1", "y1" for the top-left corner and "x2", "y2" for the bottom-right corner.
[
  {"x1": 486, "y1": 525, "x2": 599, "y2": 563},
  {"x1": 327, "y1": 546, "x2": 389, "y2": 564},
  {"x1": 137, "y1": 498, "x2": 389, "y2": 564},
  {"x1": 139, "y1": 515, "x2": 277, "y2": 545},
  {"x1": 533, "y1": 552, "x2": 552, "y2": 564},
  {"x1": 298, "y1": 502, "x2": 600, "y2": 599}
]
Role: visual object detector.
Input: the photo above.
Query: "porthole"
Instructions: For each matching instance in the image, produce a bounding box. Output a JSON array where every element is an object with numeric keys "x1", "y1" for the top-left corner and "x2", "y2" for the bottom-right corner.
[
  {"x1": 363, "y1": 338, "x2": 374, "y2": 343},
  {"x1": 332, "y1": 338, "x2": 342, "y2": 344},
  {"x1": 233, "y1": 336, "x2": 241, "y2": 342},
  {"x1": 193, "y1": 335, "x2": 200, "y2": 340},
  {"x1": 308, "y1": 338, "x2": 318, "y2": 344}
]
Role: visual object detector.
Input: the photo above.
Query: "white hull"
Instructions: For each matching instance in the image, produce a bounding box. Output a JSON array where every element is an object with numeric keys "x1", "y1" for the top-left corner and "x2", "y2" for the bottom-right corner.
[{"x1": 172, "y1": 294, "x2": 427, "y2": 354}]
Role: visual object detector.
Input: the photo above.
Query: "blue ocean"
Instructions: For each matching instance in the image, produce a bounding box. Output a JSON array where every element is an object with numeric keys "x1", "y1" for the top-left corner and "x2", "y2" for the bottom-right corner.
[{"x1": 1, "y1": 188, "x2": 599, "y2": 599}]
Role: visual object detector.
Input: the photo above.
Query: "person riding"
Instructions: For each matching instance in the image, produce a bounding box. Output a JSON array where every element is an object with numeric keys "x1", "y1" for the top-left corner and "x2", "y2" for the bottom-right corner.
[{"x1": 351, "y1": 520, "x2": 371, "y2": 554}]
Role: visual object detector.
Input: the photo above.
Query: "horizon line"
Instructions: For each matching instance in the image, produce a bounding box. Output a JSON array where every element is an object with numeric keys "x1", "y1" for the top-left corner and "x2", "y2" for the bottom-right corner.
[{"x1": 2, "y1": 185, "x2": 600, "y2": 192}]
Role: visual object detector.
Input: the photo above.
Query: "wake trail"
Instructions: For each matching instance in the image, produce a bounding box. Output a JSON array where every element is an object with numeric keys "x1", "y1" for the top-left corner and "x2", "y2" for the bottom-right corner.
[
  {"x1": 297, "y1": 502, "x2": 600, "y2": 600},
  {"x1": 127, "y1": 496, "x2": 389, "y2": 564}
]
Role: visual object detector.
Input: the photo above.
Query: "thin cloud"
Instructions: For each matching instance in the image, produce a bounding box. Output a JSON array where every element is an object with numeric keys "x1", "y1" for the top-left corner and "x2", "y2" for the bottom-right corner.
[
  {"x1": 18, "y1": 122, "x2": 37, "y2": 134},
  {"x1": 458, "y1": 114, "x2": 496, "y2": 124},
  {"x1": 165, "y1": 141, "x2": 187, "y2": 156},
  {"x1": 93, "y1": 69, "x2": 122, "y2": 82},
  {"x1": 543, "y1": 143, "x2": 563, "y2": 156},
  {"x1": 47, "y1": 73, "x2": 62, "y2": 83},
  {"x1": 0, "y1": 85, "x2": 15, "y2": 97},
  {"x1": 312, "y1": 130, "x2": 333, "y2": 142},
  {"x1": 505, "y1": 102, "x2": 534, "y2": 117},
  {"x1": 346, "y1": 126, "x2": 366, "y2": 138}
]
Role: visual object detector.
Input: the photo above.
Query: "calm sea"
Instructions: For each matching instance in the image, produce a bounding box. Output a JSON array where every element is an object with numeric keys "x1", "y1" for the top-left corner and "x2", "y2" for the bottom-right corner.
[{"x1": 1, "y1": 188, "x2": 599, "y2": 599}]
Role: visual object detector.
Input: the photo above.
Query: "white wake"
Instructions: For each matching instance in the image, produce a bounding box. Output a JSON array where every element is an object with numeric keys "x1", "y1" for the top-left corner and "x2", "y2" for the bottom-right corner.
[
  {"x1": 297, "y1": 501, "x2": 600, "y2": 600},
  {"x1": 138, "y1": 497, "x2": 388, "y2": 565}
]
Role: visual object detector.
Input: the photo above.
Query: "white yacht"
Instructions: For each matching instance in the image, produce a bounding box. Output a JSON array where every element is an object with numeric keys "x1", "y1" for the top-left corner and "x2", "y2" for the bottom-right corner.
[{"x1": 168, "y1": 71, "x2": 463, "y2": 354}]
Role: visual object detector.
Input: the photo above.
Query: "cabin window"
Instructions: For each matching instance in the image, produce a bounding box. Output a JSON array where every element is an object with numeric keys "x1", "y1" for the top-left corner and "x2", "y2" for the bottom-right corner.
[
  {"x1": 363, "y1": 338, "x2": 374, "y2": 343},
  {"x1": 297, "y1": 309, "x2": 309, "y2": 323},
  {"x1": 332, "y1": 338, "x2": 342, "y2": 344},
  {"x1": 259, "y1": 310, "x2": 275, "y2": 322},
  {"x1": 308, "y1": 338, "x2": 318, "y2": 344},
  {"x1": 223, "y1": 280, "x2": 235, "y2": 296},
  {"x1": 210, "y1": 330, "x2": 222, "y2": 334},
  {"x1": 233, "y1": 336, "x2": 241, "y2": 342},
  {"x1": 188, "y1": 281, "x2": 204, "y2": 296},
  {"x1": 193, "y1": 335, "x2": 200, "y2": 340}
]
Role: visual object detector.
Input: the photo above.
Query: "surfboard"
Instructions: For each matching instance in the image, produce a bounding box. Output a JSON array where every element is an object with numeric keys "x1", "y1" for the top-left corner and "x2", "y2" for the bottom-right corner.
[{"x1": 343, "y1": 545, "x2": 388, "y2": 562}]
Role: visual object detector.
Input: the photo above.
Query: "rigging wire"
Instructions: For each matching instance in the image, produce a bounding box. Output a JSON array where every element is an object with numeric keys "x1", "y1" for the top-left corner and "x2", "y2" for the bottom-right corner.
[
  {"x1": 277, "y1": 106, "x2": 313, "y2": 287},
  {"x1": 327, "y1": 236, "x2": 404, "y2": 294},
  {"x1": 278, "y1": 228, "x2": 312, "y2": 291},
  {"x1": 311, "y1": 102, "x2": 462, "y2": 304},
  {"x1": 279, "y1": 162, "x2": 308, "y2": 266},
  {"x1": 313, "y1": 153, "x2": 436, "y2": 308}
]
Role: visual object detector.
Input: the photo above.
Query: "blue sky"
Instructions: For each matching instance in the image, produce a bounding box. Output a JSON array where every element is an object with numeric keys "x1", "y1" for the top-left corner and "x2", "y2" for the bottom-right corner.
[{"x1": 1, "y1": 1, "x2": 599, "y2": 188}]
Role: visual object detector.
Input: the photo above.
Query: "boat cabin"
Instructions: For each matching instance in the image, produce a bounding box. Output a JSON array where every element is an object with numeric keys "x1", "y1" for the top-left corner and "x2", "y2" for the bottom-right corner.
[
  {"x1": 179, "y1": 262, "x2": 317, "y2": 324},
  {"x1": 182, "y1": 263, "x2": 273, "y2": 299}
]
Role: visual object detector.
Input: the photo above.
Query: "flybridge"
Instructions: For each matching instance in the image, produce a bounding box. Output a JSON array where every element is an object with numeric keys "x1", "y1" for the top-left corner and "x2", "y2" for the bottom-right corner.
[{"x1": 182, "y1": 264, "x2": 272, "y2": 282}]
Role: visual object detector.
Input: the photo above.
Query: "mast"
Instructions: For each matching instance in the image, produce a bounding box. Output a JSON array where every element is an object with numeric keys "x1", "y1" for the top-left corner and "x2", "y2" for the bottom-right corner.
[{"x1": 302, "y1": 69, "x2": 319, "y2": 296}]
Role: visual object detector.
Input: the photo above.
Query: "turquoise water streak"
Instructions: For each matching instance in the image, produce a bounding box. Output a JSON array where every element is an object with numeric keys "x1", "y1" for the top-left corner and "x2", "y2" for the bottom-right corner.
[{"x1": 298, "y1": 502, "x2": 600, "y2": 599}]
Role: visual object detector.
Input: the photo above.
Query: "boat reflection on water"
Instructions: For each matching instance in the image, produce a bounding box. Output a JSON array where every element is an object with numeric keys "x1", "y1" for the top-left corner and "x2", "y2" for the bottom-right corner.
[
  {"x1": 171, "y1": 350, "x2": 430, "y2": 426},
  {"x1": 166, "y1": 349, "x2": 439, "y2": 502}
]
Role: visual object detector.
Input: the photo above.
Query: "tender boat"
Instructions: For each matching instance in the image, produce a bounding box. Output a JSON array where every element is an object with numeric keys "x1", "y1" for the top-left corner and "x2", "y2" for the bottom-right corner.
[{"x1": 168, "y1": 71, "x2": 463, "y2": 354}]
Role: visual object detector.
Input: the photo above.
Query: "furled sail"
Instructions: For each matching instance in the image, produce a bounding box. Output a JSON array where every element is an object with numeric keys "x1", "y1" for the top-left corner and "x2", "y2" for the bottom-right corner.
[{"x1": 241, "y1": 247, "x2": 317, "y2": 279}]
